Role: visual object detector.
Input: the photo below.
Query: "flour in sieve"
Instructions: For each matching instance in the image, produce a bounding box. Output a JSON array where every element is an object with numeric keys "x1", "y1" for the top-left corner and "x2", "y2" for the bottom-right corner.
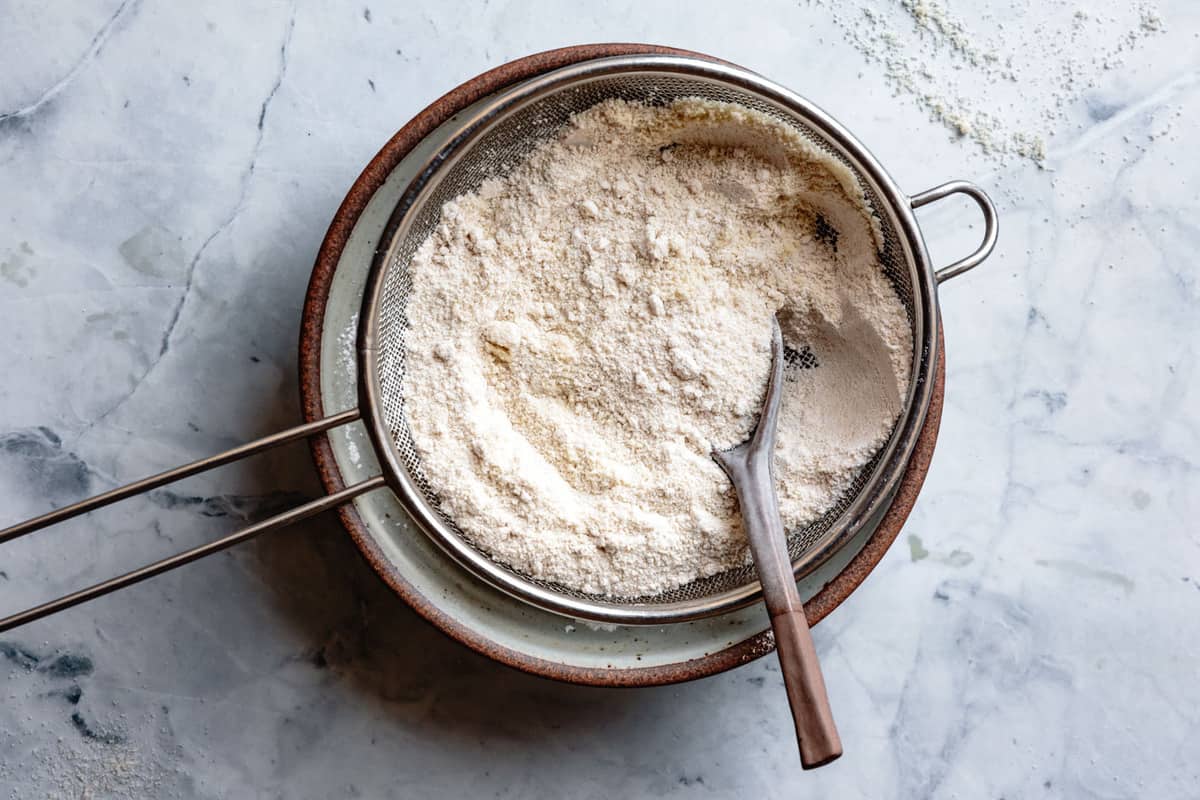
[{"x1": 400, "y1": 98, "x2": 912, "y2": 597}]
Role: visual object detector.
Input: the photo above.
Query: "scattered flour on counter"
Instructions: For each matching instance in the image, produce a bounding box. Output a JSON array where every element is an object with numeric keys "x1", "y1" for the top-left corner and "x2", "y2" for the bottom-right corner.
[
  {"x1": 0, "y1": 726, "x2": 176, "y2": 800},
  {"x1": 811, "y1": 0, "x2": 1168, "y2": 165},
  {"x1": 400, "y1": 98, "x2": 912, "y2": 597}
]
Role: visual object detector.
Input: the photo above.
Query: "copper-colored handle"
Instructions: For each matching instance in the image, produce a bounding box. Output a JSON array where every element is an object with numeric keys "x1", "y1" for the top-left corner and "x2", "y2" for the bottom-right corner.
[{"x1": 772, "y1": 608, "x2": 843, "y2": 769}]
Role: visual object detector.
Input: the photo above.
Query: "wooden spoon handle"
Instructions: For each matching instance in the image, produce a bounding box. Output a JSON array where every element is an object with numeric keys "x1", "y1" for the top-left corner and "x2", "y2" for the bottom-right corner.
[
  {"x1": 712, "y1": 316, "x2": 842, "y2": 770},
  {"x1": 714, "y1": 433, "x2": 843, "y2": 769},
  {"x1": 771, "y1": 607, "x2": 843, "y2": 769}
]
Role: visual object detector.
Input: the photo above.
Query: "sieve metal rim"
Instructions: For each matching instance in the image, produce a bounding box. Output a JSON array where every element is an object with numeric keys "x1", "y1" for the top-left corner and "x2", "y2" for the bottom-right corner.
[{"x1": 358, "y1": 55, "x2": 940, "y2": 624}]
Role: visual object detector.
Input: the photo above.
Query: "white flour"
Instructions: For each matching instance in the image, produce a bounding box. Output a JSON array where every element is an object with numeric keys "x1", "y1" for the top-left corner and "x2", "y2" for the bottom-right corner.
[
  {"x1": 812, "y1": 0, "x2": 1167, "y2": 165},
  {"x1": 400, "y1": 99, "x2": 912, "y2": 596}
]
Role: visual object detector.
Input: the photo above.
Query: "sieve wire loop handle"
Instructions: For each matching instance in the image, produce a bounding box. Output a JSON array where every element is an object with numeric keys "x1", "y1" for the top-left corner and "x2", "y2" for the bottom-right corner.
[
  {"x1": 0, "y1": 408, "x2": 382, "y2": 632},
  {"x1": 910, "y1": 180, "x2": 999, "y2": 283}
]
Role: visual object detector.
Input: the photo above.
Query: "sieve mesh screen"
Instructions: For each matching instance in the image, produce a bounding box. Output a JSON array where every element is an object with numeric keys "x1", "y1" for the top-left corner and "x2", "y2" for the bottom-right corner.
[{"x1": 374, "y1": 70, "x2": 916, "y2": 608}]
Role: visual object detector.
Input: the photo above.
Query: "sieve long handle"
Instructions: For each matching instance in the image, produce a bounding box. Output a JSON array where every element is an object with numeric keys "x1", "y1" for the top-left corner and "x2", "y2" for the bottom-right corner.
[
  {"x1": 0, "y1": 408, "x2": 362, "y2": 545},
  {"x1": 0, "y1": 475, "x2": 386, "y2": 633},
  {"x1": 0, "y1": 408, "x2": 383, "y2": 632},
  {"x1": 911, "y1": 180, "x2": 999, "y2": 283},
  {"x1": 714, "y1": 318, "x2": 842, "y2": 770}
]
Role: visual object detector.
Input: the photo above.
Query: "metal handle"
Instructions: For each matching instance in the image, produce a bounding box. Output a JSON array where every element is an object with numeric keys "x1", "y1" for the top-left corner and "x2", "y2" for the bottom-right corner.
[
  {"x1": 0, "y1": 409, "x2": 383, "y2": 632},
  {"x1": 910, "y1": 180, "x2": 999, "y2": 283},
  {"x1": 713, "y1": 319, "x2": 842, "y2": 770}
]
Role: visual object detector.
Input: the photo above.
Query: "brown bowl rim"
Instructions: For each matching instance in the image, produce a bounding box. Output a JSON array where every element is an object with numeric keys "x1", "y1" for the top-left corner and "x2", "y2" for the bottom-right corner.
[{"x1": 298, "y1": 43, "x2": 944, "y2": 687}]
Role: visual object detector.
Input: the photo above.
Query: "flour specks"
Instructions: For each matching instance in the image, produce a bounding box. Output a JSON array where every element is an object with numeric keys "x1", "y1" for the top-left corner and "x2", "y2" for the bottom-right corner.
[{"x1": 813, "y1": 0, "x2": 1167, "y2": 164}]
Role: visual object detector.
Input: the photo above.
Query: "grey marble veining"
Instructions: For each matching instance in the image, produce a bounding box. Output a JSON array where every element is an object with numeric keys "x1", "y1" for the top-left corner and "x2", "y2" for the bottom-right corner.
[{"x1": 1, "y1": 1, "x2": 1198, "y2": 797}]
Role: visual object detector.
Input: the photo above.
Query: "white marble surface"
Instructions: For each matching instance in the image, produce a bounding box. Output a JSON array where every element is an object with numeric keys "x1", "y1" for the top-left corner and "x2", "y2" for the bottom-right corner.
[{"x1": 1, "y1": 1, "x2": 1198, "y2": 796}]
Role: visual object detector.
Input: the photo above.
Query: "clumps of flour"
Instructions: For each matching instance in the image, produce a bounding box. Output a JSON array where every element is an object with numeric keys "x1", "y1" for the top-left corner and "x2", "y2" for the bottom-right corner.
[{"x1": 400, "y1": 98, "x2": 912, "y2": 597}]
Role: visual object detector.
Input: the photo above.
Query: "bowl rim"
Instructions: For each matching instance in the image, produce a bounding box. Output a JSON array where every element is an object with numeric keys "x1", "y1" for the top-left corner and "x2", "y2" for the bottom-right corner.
[{"x1": 298, "y1": 43, "x2": 944, "y2": 686}]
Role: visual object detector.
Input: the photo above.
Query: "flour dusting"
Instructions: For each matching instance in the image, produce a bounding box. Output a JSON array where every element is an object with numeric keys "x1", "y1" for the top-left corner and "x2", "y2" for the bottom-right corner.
[
  {"x1": 813, "y1": 0, "x2": 1168, "y2": 165},
  {"x1": 399, "y1": 98, "x2": 912, "y2": 596}
]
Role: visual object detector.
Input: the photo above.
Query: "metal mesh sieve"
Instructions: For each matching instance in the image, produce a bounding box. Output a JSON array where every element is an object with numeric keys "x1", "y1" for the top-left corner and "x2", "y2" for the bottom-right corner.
[
  {"x1": 361, "y1": 56, "x2": 938, "y2": 624},
  {"x1": 0, "y1": 55, "x2": 993, "y2": 635}
]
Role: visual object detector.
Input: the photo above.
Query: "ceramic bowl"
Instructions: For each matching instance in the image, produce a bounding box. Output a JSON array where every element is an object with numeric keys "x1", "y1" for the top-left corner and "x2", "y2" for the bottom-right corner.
[{"x1": 298, "y1": 44, "x2": 945, "y2": 686}]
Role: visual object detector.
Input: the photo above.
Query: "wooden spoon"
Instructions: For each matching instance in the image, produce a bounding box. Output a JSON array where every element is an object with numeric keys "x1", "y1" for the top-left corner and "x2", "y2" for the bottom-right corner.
[{"x1": 712, "y1": 315, "x2": 842, "y2": 769}]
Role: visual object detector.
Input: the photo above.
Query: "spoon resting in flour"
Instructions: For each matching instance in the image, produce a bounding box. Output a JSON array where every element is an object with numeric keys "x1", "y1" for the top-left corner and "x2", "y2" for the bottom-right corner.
[{"x1": 711, "y1": 315, "x2": 842, "y2": 769}]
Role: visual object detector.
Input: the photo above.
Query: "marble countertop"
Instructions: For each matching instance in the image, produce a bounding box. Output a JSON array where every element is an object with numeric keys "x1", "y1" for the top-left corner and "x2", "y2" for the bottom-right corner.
[{"x1": 2, "y1": 1, "x2": 1197, "y2": 796}]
